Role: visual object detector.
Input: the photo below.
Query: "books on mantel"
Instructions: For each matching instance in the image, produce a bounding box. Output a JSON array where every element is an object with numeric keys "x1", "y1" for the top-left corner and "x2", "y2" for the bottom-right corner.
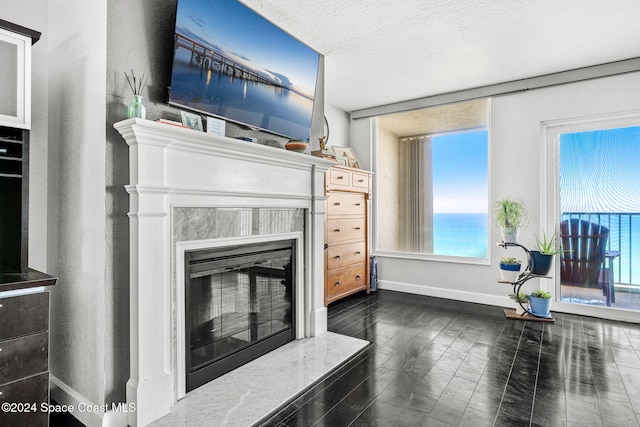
[
  {"x1": 311, "y1": 149, "x2": 336, "y2": 160},
  {"x1": 156, "y1": 118, "x2": 188, "y2": 128}
]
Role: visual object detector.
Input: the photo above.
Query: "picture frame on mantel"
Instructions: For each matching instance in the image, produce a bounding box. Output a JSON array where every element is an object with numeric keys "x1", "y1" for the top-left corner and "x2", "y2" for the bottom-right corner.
[{"x1": 181, "y1": 111, "x2": 203, "y2": 131}]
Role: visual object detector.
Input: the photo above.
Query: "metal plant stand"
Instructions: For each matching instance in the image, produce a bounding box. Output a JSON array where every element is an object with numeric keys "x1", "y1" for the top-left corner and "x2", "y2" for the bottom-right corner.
[{"x1": 498, "y1": 242, "x2": 555, "y2": 323}]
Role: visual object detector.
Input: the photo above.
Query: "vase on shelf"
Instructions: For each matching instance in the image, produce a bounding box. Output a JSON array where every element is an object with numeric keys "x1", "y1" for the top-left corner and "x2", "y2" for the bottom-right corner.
[
  {"x1": 127, "y1": 94, "x2": 146, "y2": 119},
  {"x1": 285, "y1": 139, "x2": 308, "y2": 153}
]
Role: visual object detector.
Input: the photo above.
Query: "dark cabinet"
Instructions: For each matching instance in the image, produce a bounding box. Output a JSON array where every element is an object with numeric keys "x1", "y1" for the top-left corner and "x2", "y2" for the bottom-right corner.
[{"x1": 0, "y1": 291, "x2": 50, "y2": 427}]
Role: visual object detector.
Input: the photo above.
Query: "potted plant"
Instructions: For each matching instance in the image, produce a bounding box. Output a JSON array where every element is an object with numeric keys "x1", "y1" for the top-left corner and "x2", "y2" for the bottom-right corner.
[
  {"x1": 509, "y1": 292, "x2": 529, "y2": 315},
  {"x1": 529, "y1": 289, "x2": 552, "y2": 317},
  {"x1": 530, "y1": 232, "x2": 564, "y2": 276},
  {"x1": 495, "y1": 198, "x2": 528, "y2": 243},
  {"x1": 499, "y1": 257, "x2": 522, "y2": 282}
]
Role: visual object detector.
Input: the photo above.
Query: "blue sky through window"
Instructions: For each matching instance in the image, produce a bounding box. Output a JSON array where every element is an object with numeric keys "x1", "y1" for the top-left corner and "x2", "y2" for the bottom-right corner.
[
  {"x1": 432, "y1": 130, "x2": 488, "y2": 214},
  {"x1": 560, "y1": 126, "x2": 640, "y2": 212}
]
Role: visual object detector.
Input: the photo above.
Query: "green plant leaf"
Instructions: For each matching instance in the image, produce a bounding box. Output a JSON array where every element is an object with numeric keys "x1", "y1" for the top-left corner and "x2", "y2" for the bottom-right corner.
[{"x1": 494, "y1": 198, "x2": 528, "y2": 229}]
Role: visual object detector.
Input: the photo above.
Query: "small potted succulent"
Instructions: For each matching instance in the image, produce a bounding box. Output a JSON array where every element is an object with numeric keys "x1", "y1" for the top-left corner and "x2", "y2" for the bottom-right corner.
[
  {"x1": 499, "y1": 257, "x2": 522, "y2": 282},
  {"x1": 509, "y1": 292, "x2": 529, "y2": 315},
  {"x1": 529, "y1": 289, "x2": 552, "y2": 317},
  {"x1": 530, "y1": 232, "x2": 564, "y2": 276}
]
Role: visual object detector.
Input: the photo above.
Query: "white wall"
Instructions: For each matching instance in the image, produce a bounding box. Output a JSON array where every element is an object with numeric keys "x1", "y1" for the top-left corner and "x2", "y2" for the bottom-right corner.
[
  {"x1": 353, "y1": 71, "x2": 640, "y2": 321},
  {"x1": 325, "y1": 103, "x2": 350, "y2": 149},
  {"x1": 46, "y1": 0, "x2": 109, "y2": 424}
]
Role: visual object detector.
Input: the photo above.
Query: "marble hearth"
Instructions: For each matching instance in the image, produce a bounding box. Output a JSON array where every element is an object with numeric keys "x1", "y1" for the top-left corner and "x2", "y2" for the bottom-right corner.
[{"x1": 115, "y1": 118, "x2": 335, "y2": 426}]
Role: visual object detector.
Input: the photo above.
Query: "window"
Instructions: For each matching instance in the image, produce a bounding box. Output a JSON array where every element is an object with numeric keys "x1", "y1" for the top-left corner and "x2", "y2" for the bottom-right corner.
[{"x1": 374, "y1": 99, "x2": 489, "y2": 260}]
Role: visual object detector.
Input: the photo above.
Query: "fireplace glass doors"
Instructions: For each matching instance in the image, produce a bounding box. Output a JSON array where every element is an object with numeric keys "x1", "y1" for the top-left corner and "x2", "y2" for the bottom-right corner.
[{"x1": 185, "y1": 239, "x2": 296, "y2": 392}]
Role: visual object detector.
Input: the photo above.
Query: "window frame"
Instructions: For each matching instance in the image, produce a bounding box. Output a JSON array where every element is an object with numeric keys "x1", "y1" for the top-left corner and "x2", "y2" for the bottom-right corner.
[
  {"x1": 542, "y1": 110, "x2": 640, "y2": 318},
  {"x1": 371, "y1": 103, "x2": 491, "y2": 265}
]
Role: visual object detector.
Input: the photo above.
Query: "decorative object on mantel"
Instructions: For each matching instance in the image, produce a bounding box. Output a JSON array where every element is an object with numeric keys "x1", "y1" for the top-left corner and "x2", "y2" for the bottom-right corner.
[
  {"x1": 312, "y1": 135, "x2": 336, "y2": 160},
  {"x1": 285, "y1": 139, "x2": 308, "y2": 153},
  {"x1": 319, "y1": 135, "x2": 327, "y2": 150},
  {"x1": 124, "y1": 69, "x2": 148, "y2": 119},
  {"x1": 181, "y1": 111, "x2": 203, "y2": 131},
  {"x1": 311, "y1": 149, "x2": 336, "y2": 160},
  {"x1": 323, "y1": 116, "x2": 330, "y2": 144},
  {"x1": 156, "y1": 118, "x2": 187, "y2": 128},
  {"x1": 206, "y1": 116, "x2": 226, "y2": 136}
]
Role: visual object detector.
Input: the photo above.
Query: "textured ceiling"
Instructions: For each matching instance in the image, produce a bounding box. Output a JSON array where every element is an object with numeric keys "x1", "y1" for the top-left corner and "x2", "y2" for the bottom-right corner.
[{"x1": 240, "y1": 0, "x2": 640, "y2": 113}]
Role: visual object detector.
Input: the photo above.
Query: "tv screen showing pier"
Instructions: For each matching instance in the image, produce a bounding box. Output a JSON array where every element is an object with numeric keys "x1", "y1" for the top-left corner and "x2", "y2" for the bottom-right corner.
[{"x1": 169, "y1": 0, "x2": 320, "y2": 141}]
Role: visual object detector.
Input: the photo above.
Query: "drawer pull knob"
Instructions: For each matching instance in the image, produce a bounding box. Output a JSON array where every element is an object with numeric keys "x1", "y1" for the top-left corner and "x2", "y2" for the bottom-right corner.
[
  {"x1": 355, "y1": 227, "x2": 361, "y2": 230},
  {"x1": 335, "y1": 281, "x2": 341, "y2": 286},
  {"x1": 334, "y1": 255, "x2": 341, "y2": 259},
  {"x1": 355, "y1": 203, "x2": 361, "y2": 206},
  {"x1": 334, "y1": 202, "x2": 341, "y2": 206},
  {"x1": 334, "y1": 229, "x2": 341, "y2": 232},
  {"x1": 358, "y1": 179, "x2": 364, "y2": 182},
  {"x1": 337, "y1": 176, "x2": 344, "y2": 180},
  {"x1": 356, "y1": 251, "x2": 361, "y2": 254},
  {"x1": 356, "y1": 275, "x2": 361, "y2": 279}
]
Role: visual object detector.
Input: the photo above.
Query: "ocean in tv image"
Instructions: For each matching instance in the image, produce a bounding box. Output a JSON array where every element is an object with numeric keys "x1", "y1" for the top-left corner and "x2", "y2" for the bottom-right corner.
[
  {"x1": 169, "y1": 0, "x2": 320, "y2": 141},
  {"x1": 433, "y1": 213, "x2": 489, "y2": 258}
]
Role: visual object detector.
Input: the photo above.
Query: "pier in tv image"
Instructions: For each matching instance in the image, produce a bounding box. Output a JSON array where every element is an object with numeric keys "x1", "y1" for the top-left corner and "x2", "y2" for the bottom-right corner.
[{"x1": 169, "y1": 0, "x2": 320, "y2": 141}]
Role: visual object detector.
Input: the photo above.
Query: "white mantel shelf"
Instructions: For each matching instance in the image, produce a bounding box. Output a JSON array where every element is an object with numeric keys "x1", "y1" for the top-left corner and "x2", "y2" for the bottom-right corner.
[
  {"x1": 115, "y1": 118, "x2": 336, "y2": 182},
  {"x1": 114, "y1": 118, "x2": 336, "y2": 427}
]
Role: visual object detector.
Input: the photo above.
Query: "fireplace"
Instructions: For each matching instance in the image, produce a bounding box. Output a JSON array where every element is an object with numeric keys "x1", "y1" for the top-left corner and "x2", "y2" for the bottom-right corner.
[
  {"x1": 115, "y1": 118, "x2": 334, "y2": 426},
  {"x1": 184, "y1": 239, "x2": 296, "y2": 391}
]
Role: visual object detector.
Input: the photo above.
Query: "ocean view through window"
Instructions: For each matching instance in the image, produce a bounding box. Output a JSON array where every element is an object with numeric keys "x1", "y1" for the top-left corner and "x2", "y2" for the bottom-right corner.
[
  {"x1": 375, "y1": 99, "x2": 489, "y2": 260},
  {"x1": 432, "y1": 131, "x2": 489, "y2": 258}
]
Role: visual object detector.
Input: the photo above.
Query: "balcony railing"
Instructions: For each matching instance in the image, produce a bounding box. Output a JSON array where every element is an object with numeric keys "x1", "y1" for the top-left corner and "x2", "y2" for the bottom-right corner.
[{"x1": 562, "y1": 212, "x2": 640, "y2": 289}]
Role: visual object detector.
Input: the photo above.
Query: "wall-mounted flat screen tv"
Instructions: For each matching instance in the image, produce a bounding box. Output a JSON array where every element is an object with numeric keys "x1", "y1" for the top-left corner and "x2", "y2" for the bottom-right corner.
[{"x1": 169, "y1": 0, "x2": 320, "y2": 141}]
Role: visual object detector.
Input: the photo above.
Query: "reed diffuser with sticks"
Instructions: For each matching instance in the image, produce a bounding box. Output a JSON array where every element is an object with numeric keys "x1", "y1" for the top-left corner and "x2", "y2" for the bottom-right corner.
[{"x1": 125, "y1": 70, "x2": 148, "y2": 119}]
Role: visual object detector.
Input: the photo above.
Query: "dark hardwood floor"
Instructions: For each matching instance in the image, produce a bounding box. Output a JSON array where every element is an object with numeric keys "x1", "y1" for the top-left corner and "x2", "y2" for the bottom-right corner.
[{"x1": 261, "y1": 290, "x2": 640, "y2": 426}]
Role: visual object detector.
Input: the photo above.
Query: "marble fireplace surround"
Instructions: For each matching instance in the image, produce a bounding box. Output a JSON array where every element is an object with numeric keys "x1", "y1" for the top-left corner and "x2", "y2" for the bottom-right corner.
[{"x1": 115, "y1": 118, "x2": 335, "y2": 427}]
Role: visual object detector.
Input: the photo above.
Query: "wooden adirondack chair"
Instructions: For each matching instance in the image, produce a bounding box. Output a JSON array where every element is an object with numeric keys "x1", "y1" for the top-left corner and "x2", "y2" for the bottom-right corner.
[{"x1": 560, "y1": 219, "x2": 617, "y2": 307}]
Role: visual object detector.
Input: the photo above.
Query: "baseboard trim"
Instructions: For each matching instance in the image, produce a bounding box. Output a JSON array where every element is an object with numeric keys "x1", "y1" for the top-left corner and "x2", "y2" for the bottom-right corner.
[
  {"x1": 378, "y1": 279, "x2": 514, "y2": 308},
  {"x1": 378, "y1": 280, "x2": 640, "y2": 323},
  {"x1": 49, "y1": 375, "x2": 128, "y2": 427}
]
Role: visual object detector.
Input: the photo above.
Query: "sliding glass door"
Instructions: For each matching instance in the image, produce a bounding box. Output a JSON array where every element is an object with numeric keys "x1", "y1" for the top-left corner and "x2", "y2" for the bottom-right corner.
[{"x1": 547, "y1": 118, "x2": 640, "y2": 313}]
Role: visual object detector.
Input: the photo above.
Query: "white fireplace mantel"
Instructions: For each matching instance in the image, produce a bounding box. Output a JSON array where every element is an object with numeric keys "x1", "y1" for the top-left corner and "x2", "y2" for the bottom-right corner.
[{"x1": 114, "y1": 118, "x2": 335, "y2": 427}]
